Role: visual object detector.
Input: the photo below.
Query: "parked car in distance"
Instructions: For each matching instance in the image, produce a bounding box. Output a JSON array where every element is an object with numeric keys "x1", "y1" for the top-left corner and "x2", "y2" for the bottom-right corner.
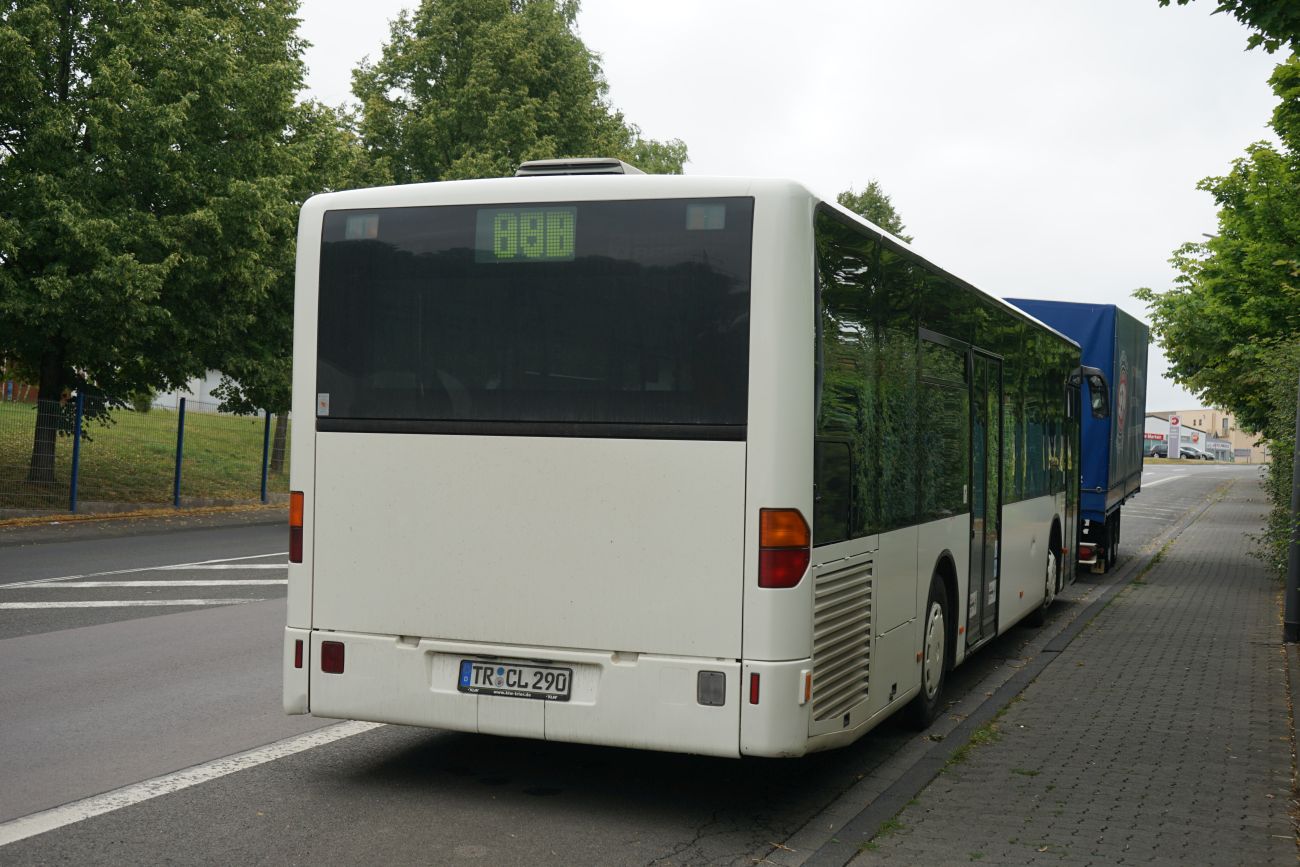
[{"x1": 1148, "y1": 444, "x2": 1211, "y2": 460}]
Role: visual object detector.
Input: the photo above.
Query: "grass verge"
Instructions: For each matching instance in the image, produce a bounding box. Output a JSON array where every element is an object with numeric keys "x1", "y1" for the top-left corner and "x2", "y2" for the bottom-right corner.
[{"x1": 0, "y1": 401, "x2": 289, "y2": 510}]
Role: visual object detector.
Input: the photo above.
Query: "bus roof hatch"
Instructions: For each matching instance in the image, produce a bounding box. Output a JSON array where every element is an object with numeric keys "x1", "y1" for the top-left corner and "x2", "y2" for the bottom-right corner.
[{"x1": 515, "y1": 158, "x2": 645, "y2": 177}]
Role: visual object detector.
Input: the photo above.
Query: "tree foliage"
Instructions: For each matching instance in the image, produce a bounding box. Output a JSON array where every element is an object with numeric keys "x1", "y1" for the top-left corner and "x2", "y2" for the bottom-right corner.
[
  {"x1": 836, "y1": 181, "x2": 912, "y2": 242},
  {"x1": 352, "y1": 0, "x2": 686, "y2": 182},
  {"x1": 212, "y1": 100, "x2": 378, "y2": 416},
  {"x1": 1157, "y1": 0, "x2": 1300, "y2": 53},
  {"x1": 1135, "y1": 57, "x2": 1300, "y2": 433},
  {"x1": 0, "y1": 0, "x2": 315, "y2": 479}
]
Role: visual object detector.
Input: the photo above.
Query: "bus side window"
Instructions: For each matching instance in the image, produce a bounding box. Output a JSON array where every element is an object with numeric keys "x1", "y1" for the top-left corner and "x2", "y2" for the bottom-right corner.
[{"x1": 814, "y1": 438, "x2": 853, "y2": 546}]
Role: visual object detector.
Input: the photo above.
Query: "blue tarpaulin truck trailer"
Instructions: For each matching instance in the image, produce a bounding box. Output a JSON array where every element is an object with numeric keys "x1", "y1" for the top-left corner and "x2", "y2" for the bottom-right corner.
[{"x1": 1007, "y1": 299, "x2": 1149, "y2": 573}]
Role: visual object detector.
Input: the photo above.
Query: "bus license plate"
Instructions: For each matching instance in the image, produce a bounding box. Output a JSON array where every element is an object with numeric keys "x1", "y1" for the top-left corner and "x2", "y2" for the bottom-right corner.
[{"x1": 457, "y1": 660, "x2": 572, "y2": 702}]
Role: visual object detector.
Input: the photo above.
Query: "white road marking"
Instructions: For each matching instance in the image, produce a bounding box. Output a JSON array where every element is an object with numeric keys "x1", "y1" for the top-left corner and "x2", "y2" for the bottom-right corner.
[
  {"x1": 156, "y1": 564, "x2": 285, "y2": 570},
  {"x1": 1137, "y1": 475, "x2": 1183, "y2": 489},
  {"x1": 1124, "y1": 505, "x2": 1186, "y2": 515},
  {"x1": 0, "y1": 599, "x2": 263, "y2": 609},
  {"x1": 5, "y1": 552, "x2": 289, "y2": 589},
  {"x1": 0, "y1": 721, "x2": 384, "y2": 847},
  {"x1": 9, "y1": 580, "x2": 287, "y2": 589}
]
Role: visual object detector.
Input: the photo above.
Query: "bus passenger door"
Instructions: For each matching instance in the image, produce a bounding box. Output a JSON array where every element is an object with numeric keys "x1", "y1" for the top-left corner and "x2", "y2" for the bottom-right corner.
[{"x1": 968, "y1": 352, "x2": 1002, "y2": 646}]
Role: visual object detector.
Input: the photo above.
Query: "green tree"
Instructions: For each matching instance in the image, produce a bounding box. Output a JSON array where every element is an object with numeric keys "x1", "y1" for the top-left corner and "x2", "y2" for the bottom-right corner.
[
  {"x1": 212, "y1": 100, "x2": 378, "y2": 418},
  {"x1": 837, "y1": 181, "x2": 912, "y2": 242},
  {"x1": 1157, "y1": 0, "x2": 1300, "y2": 53},
  {"x1": 0, "y1": 0, "x2": 311, "y2": 483},
  {"x1": 352, "y1": 0, "x2": 686, "y2": 183},
  {"x1": 212, "y1": 100, "x2": 377, "y2": 475},
  {"x1": 1135, "y1": 57, "x2": 1300, "y2": 433}
]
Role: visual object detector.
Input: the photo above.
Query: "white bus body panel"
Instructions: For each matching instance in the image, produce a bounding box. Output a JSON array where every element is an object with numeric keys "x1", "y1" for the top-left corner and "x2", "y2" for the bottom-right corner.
[
  {"x1": 739, "y1": 185, "x2": 817, "y2": 665},
  {"x1": 914, "y1": 514, "x2": 971, "y2": 667},
  {"x1": 310, "y1": 433, "x2": 746, "y2": 659},
  {"x1": 997, "y1": 494, "x2": 1065, "y2": 630},
  {"x1": 307, "y1": 632, "x2": 742, "y2": 757}
]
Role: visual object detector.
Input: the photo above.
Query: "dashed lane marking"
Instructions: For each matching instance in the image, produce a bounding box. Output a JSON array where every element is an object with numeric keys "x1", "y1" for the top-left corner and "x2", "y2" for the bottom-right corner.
[
  {"x1": 0, "y1": 599, "x2": 264, "y2": 609},
  {"x1": 156, "y1": 564, "x2": 285, "y2": 571},
  {"x1": 7, "y1": 580, "x2": 287, "y2": 589},
  {"x1": 0, "y1": 720, "x2": 384, "y2": 847},
  {"x1": 4, "y1": 552, "x2": 288, "y2": 589}
]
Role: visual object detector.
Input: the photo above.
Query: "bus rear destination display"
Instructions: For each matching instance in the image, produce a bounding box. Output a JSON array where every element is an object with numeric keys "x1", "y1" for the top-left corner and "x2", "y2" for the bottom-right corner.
[{"x1": 475, "y1": 206, "x2": 576, "y2": 263}]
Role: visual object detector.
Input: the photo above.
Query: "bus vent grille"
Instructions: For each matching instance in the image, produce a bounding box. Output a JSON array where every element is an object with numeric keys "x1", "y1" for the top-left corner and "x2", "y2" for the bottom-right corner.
[{"x1": 811, "y1": 560, "x2": 873, "y2": 723}]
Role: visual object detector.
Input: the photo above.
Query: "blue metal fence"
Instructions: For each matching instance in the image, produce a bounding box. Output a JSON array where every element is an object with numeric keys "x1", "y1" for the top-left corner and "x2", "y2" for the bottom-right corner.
[{"x1": 0, "y1": 393, "x2": 290, "y2": 516}]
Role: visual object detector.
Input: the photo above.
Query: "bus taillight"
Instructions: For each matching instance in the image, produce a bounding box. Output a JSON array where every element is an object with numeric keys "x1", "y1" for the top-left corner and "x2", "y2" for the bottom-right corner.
[
  {"x1": 290, "y1": 491, "x2": 304, "y2": 563},
  {"x1": 321, "y1": 641, "x2": 345, "y2": 674},
  {"x1": 758, "y1": 508, "x2": 810, "y2": 588}
]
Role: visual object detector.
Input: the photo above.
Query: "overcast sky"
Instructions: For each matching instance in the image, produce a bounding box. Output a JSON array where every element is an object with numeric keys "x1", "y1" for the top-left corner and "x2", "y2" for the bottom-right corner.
[{"x1": 296, "y1": 0, "x2": 1283, "y2": 411}]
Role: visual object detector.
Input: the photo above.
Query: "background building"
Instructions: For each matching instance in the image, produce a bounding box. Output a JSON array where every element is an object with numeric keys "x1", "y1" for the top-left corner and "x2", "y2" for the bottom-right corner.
[{"x1": 1147, "y1": 409, "x2": 1269, "y2": 462}]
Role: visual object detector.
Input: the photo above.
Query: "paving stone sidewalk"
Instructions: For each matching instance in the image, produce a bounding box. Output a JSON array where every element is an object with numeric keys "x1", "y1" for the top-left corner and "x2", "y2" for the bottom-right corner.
[{"x1": 854, "y1": 475, "x2": 1295, "y2": 866}]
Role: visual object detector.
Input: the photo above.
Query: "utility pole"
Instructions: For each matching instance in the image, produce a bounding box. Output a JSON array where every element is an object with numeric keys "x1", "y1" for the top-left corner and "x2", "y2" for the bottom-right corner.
[{"x1": 1285, "y1": 373, "x2": 1300, "y2": 642}]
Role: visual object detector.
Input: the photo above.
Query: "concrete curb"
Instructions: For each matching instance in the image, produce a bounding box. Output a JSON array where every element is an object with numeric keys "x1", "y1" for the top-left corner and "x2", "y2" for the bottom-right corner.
[
  {"x1": 796, "y1": 481, "x2": 1231, "y2": 867},
  {"x1": 1287, "y1": 641, "x2": 1300, "y2": 836},
  {"x1": 0, "y1": 505, "x2": 287, "y2": 548}
]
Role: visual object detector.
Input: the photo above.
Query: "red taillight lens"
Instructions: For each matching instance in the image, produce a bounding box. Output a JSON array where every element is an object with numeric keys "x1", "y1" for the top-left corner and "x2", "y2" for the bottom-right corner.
[
  {"x1": 321, "y1": 640, "x2": 344, "y2": 674},
  {"x1": 289, "y1": 491, "x2": 304, "y2": 563},
  {"x1": 759, "y1": 548, "x2": 812, "y2": 587},
  {"x1": 749, "y1": 673, "x2": 761, "y2": 705},
  {"x1": 758, "y1": 508, "x2": 810, "y2": 588},
  {"x1": 1079, "y1": 544, "x2": 1095, "y2": 560},
  {"x1": 294, "y1": 639, "x2": 304, "y2": 669}
]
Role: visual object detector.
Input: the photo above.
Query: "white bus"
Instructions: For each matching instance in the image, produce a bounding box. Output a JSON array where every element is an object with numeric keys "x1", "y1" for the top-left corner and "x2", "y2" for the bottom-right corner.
[{"x1": 283, "y1": 160, "x2": 1086, "y2": 758}]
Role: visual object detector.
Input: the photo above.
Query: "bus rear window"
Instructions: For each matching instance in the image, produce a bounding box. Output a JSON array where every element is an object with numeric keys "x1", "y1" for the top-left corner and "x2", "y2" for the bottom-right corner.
[{"x1": 316, "y1": 198, "x2": 753, "y2": 435}]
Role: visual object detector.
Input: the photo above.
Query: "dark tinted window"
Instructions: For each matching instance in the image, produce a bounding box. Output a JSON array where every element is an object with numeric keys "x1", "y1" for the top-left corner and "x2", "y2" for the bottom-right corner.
[
  {"x1": 920, "y1": 338, "x2": 970, "y2": 521},
  {"x1": 813, "y1": 206, "x2": 1079, "y2": 543},
  {"x1": 813, "y1": 211, "x2": 919, "y2": 543},
  {"x1": 316, "y1": 198, "x2": 753, "y2": 432}
]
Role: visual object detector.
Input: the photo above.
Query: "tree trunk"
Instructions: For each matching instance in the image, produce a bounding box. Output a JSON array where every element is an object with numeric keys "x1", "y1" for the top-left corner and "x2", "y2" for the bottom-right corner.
[
  {"x1": 27, "y1": 350, "x2": 65, "y2": 485},
  {"x1": 270, "y1": 412, "x2": 288, "y2": 474}
]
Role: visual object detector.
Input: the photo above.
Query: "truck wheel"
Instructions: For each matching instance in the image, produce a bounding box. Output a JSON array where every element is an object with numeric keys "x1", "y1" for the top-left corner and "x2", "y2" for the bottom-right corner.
[
  {"x1": 1105, "y1": 513, "x2": 1121, "y2": 570},
  {"x1": 906, "y1": 573, "x2": 949, "y2": 729}
]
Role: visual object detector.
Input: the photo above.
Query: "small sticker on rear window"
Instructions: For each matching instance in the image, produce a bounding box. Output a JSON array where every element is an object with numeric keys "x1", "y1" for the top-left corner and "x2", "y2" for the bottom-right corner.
[
  {"x1": 317, "y1": 393, "x2": 330, "y2": 416},
  {"x1": 345, "y1": 214, "x2": 379, "y2": 240},
  {"x1": 685, "y1": 203, "x2": 726, "y2": 230}
]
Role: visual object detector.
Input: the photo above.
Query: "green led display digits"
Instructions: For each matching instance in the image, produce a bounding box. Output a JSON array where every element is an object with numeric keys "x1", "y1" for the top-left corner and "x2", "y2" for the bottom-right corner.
[
  {"x1": 477, "y1": 207, "x2": 576, "y2": 262},
  {"x1": 493, "y1": 211, "x2": 517, "y2": 258}
]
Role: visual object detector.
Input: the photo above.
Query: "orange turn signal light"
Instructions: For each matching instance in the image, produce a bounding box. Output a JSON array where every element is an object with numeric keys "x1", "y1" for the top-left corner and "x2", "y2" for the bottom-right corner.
[{"x1": 760, "y1": 508, "x2": 810, "y2": 548}]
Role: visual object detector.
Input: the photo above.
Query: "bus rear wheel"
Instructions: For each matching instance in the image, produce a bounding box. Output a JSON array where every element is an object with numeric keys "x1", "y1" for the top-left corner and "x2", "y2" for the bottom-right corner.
[
  {"x1": 906, "y1": 573, "x2": 949, "y2": 729},
  {"x1": 1026, "y1": 546, "x2": 1059, "y2": 628}
]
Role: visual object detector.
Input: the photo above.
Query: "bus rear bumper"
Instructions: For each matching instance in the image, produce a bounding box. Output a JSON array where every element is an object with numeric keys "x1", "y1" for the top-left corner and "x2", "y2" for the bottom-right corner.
[{"x1": 295, "y1": 629, "x2": 747, "y2": 758}]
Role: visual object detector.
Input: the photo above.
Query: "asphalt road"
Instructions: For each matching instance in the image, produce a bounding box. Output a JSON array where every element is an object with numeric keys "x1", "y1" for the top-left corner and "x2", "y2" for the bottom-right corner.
[{"x1": 0, "y1": 462, "x2": 1262, "y2": 865}]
